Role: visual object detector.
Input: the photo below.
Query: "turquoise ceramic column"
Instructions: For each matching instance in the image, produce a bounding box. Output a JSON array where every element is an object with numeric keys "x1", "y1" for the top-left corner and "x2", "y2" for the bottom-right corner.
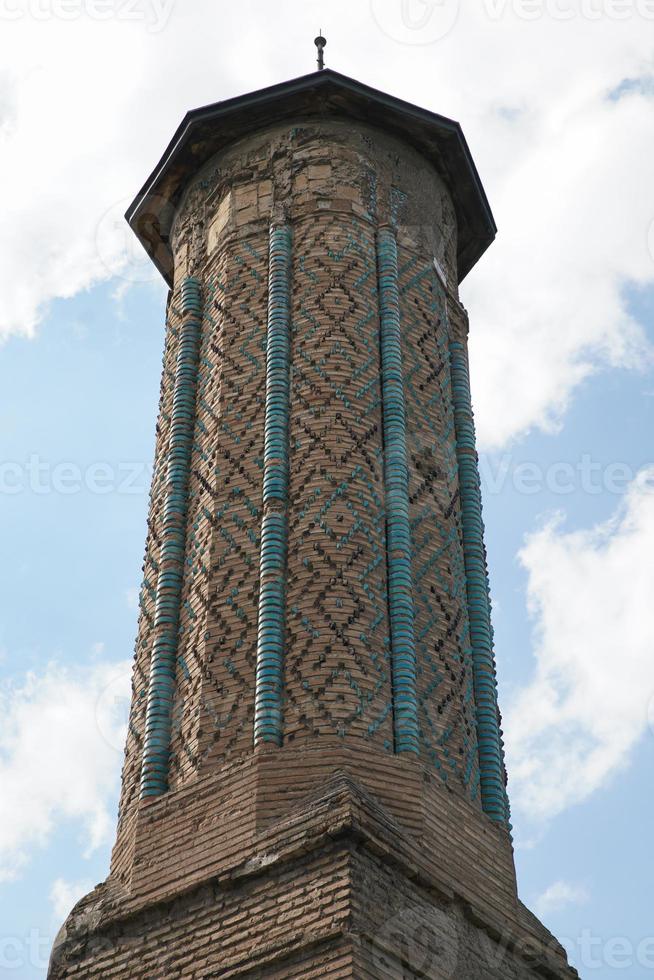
[
  {"x1": 254, "y1": 225, "x2": 292, "y2": 746},
  {"x1": 449, "y1": 339, "x2": 508, "y2": 823},
  {"x1": 140, "y1": 277, "x2": 202, "y2": 797},
  {"x1": 377, "y1": 227, "x2": 419, "y2": 755}
]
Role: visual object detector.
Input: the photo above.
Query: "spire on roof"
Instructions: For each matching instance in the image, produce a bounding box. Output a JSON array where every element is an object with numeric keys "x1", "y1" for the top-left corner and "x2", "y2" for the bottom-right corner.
[{"x1": 314, "y1": 31, "x2": 326, "y2": 71}]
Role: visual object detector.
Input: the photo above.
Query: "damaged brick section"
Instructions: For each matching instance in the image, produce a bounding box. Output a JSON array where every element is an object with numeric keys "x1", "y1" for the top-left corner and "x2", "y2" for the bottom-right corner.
[{"x1": 50, "y1": 771, "x2": 576, "y2": 978}]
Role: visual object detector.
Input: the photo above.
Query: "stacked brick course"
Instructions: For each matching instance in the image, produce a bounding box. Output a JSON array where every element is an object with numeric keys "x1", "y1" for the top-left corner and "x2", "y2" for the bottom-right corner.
[{"x1": 49, "y1": 83, "x2": 577, "y2": 979}]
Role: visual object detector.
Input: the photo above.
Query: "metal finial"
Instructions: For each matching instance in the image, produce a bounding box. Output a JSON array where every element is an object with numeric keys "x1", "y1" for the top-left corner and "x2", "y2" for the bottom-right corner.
[{"x1": 314, "y1": 31, "x2": 326, "y2": 71}]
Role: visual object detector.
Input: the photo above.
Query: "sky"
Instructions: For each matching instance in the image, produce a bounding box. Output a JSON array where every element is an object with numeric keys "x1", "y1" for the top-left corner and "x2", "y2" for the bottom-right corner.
[{"x1": 0, "y1": 1, "x2": 653, "y2": 976}]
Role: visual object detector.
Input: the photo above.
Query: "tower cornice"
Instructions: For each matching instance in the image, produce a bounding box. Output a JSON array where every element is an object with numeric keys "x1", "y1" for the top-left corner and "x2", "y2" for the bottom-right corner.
[{"x1": 126, "y1": 68, "x2": 496, "y2": 287}]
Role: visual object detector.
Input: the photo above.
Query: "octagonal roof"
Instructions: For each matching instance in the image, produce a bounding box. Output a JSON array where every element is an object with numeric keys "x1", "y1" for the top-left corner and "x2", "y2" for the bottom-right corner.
[{"x1": 126, "y1": 68, "x2": 496, "y2": 285}]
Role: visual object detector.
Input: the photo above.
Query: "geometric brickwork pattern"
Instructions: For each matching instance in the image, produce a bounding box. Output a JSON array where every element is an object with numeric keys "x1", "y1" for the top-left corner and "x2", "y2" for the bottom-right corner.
[
  {"x1": 113, "y1": 228, "x2": 494, "y2": 855},
  {"x1": 284, "y1": 215, "x2": 394, "y2": 749},
  {"x1": 111, "y1": 121, "x2": 506, "y2": 887},
  {"x1": 168, "y1": 235, "x2": 268, "y2": 785},
  {"x1": 399, "y1": 252, "x2": 480, "y2": 798}
]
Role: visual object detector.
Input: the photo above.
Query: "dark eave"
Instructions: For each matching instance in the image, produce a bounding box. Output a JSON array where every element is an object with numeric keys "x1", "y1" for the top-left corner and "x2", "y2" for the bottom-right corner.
[{"x1": 126, "y1": 68, "x2": 496, "y2": 285}]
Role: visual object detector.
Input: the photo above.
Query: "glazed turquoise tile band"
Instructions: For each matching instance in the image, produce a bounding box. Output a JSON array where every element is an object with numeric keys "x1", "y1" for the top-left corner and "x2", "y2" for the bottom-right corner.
[
  {"x1": 377, "y1": 227, "x2": 419, "y2": 755},
  {"x1": 140, "y1": 277, "x2": 202, "y2": 798},
  {"x1": 255, "y1": 224, "x2": 292, "y2": 746},
  {"x1": 449, "y1": 339, "x2": 509, "y2": 824}
]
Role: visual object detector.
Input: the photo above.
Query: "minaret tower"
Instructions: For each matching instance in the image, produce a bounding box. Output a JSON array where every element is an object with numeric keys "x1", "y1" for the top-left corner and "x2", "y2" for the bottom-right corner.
[{"x1": 49, "y1": 60, "x2": 577, "y2": 979}]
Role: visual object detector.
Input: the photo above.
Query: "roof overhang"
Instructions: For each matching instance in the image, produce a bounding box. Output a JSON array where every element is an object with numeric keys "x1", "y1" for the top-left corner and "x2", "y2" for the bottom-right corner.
[{"x1": 126, "y1": 69, "x2": 496, "y2": 285}]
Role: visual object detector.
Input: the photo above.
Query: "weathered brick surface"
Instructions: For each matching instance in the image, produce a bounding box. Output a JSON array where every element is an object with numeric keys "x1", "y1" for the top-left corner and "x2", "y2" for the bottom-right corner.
[
  {"x1": 170, "y1": 234, "x2": 269, "y2": 782},
  {"x1": 399, "y1": 253, "x2": 480, "y2": 794},
  {"x1": 52, "y1": 114, "x2": 577, "y2": 979},
  {"x1": 51, "y1": 773, "x2": 575, "y2": 978},
  {"x1": 112, "y1": 120, "x2": 483, "y2": 876},
  {"x1": 285, "y1": 213, "x2": 392, "y2": 747},
  {"x1": 121, "y1": 744, "x2": 508, "y2": 912},
  {"x1": 52, "y1": 849, "x2": 351, "y2": 978}
]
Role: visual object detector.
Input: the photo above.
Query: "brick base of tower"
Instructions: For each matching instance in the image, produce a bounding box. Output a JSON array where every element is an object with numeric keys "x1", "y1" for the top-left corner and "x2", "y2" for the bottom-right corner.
[{"x1": 49, "y1": 748, "x2": 577, "y2": 979}]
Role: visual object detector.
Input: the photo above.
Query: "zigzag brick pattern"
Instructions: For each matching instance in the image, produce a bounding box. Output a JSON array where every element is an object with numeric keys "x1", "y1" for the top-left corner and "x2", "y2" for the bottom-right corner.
[
  {"x1": 284, "y1": 215, "x2": 393, "y2": 748},
  {"x1": 169, "y1": 236, "x2": 269, "y2": 781},
  {"x1": 399, "y1": 253, "x2": 481, "y2": 799}
]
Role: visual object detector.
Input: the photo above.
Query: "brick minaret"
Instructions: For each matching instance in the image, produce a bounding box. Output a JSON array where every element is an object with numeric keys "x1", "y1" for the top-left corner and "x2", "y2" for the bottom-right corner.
[{"x1": 49, "y1": 70, "x2": 577, "y2": 979}]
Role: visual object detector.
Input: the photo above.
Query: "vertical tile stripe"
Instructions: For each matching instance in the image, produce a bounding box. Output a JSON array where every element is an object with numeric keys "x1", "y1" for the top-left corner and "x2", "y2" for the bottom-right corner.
[
  {"x1": 449, "y1": 340, "x2": 508, "y2": 824},
  {"x1": 255, "y1": 225, "x2": 292, "y2": 745},
  {"x1": 140, "y1": 277, "x2": 202, "y2": 797},
  {"x1": 377, "y1": 227, "x2": 419, "y2": 755}
]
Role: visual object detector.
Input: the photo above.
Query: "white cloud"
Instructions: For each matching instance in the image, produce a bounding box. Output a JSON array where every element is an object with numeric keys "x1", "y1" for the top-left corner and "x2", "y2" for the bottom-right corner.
[
  {"x1": 0, "y1": 6, "x2": 652, "y2": 447},
  {"x1": 49, "y1": 876, "x2": 94, "y2": 921},
  {"x1": 0, "y1": 7, "x2": 277, "y2": 340},
  {"x1": 0, "y1": 659, "x2": 131, "y2": 882},
  {"x1": 505, "y1": 467, "x2": 654, "y2": 821},
  {"x1": 464, "y1": 76, "x2": 654, "y2": 448},
  {"x1": 534, "y1": 880, "x2": 590, "y2": 918}
]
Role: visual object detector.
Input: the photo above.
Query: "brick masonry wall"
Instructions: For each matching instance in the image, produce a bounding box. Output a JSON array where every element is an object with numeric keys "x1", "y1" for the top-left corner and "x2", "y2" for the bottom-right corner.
[
  {"x1": 171, "y1": 234, "x2": 269, "y2": 781},
  {"x1": 113, "y1": 119, "x2": 483, "y2": 866},
  {"x1": 399, "y1": 251, "x2": 480, "y2": 797},
  {"x1": 51, "y1": 769, "x2": 576, "y2": 978},
  {"x1": 51, "y1": 113, "x2": 573, "y2": 980},
  {"x1": 124, "y1": 746, "x2": 512, "y2": 912},
  {"x1": 285, "y1": 213, "x2": 393, "y2": 748}
]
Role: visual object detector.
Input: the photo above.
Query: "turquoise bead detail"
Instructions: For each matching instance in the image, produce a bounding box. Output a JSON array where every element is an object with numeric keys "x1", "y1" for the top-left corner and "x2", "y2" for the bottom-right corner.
[
  {"x1": 377, "y1": 228, "x2": 419, "y2": 756},
  {"x1": 449, "y1": 340, "x2": 509, "y2": 824},
  {"x1": 254, "y1": 225, "x2": 292, "y2": 746},
  {"x1": 140, "y1": 277, "x2": 202, "y2": 798}
]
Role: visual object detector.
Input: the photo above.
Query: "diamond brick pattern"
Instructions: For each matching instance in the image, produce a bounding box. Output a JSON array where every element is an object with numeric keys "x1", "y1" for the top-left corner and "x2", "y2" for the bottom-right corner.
[
  {"x1": 170, "y1": 237, "x2": 269, "y2": 782},
  {"x1": 284, "y1": 215, "x2": 393, "y2": 748},
  {"x1": 399, "y1": 252, "x2": 480, "y2": 798}
]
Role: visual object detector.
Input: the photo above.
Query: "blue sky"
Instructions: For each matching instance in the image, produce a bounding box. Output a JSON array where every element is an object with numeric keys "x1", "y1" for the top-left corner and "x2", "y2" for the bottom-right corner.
[
  {"x1": 1, "y1": 3, "x2": 653, "y2": 977},
  {"x1": 482, "y1": 284, "x2": 654, "y2": 976}
]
